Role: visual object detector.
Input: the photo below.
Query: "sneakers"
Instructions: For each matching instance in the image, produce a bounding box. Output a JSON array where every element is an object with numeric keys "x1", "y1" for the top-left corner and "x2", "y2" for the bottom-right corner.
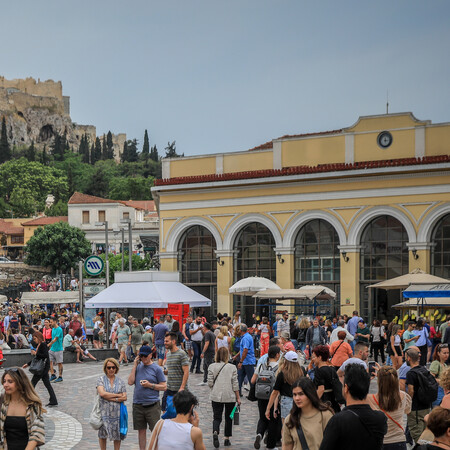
[
  {"x1": 224, "y1": 439, "x2": 231, "y2": 446},
  {"x1": 197, "y1": 381, "x2": 207, "y2": 386},
  {"x1": 49, "y1": 374, "x2": 57, "y2": 382},
  {"x1": 213, "y1": 432, "x2": 219, "y2": 448},
  {"x1": 53, "y1": 377, "x2": 63, "y2": 383},
  {"x1": 254, "y1": 433, "x2": 262, "y2": 449},
  {"x1": 195, "y1": 370, "x2": 203, "y2": 374}
]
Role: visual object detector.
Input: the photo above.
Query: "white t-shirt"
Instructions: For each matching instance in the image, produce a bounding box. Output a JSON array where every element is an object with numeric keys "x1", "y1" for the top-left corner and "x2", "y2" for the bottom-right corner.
[
  {"x1": 339, "y1": 357, "x2": 368, "y2": 372},
  {"x1": 189, "y1": 322, "x2": 204, "y2": 342}
]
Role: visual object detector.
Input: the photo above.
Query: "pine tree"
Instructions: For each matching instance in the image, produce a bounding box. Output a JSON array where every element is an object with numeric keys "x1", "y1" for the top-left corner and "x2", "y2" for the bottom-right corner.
[
  {"x1": 128, "y1": 139, "x2": 138, "y2": 162},
  {"x1": 102, "y1": 135, "x2": 107, "y2": 160},
  {"x1": 106, "y1": 131, "x2": 114, "y2": 159},
  {"x1": 79, "y1": 134, "x2": 90, "y2": 164},
  {"x1": 26, "y1": 141, "x2": 36, "y2": 162},
  {"x1": 165, "y1": 141, "x2": 179, "y2": 158},
  {"x1": 92, "y1": 137, "x2": 102, "y2": 163},
  {"x1": 41, "y1": 145, "x2": 48, "y2": 165},
  {"x1": 51, "y1": 132, "x2": 64, "y2": 162},
  {"x1": 150, "y1": 145, "x2": 159, "y2": 162},
  {"x1": 142, "y1": 130, "x2": 150, "y2": 156},
  {"x1": 0, "y1": 116, "x2": 11, "y2": 164},
  {"x1": 90, "y1": 142, "x2": 95, "y2": 165},
  {"x1": 121, "y1": 140, "x2": 129, "y2": 163}
]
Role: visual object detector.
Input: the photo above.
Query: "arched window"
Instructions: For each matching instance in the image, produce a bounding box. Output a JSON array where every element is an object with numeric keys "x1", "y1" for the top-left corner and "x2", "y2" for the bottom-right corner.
[
  {"x1": 234, "y1": 223, "x2": 276, "y2": 319},
  {"x1": 360, "y1": 216, "x2": 409, "y2": 321},
  {"x1": 294, "y1": 219, "x2": 340, "y2": 316},
  {"x1": 431, "y1": 213, "x2": 450, "y2": 279},
  {"x1": 178, "y1": 225, "x2": 217, "y2": 313}
]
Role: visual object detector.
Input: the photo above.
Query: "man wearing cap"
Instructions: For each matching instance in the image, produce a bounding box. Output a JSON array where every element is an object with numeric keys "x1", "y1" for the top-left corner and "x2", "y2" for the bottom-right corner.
[{"x1": 128, "y1": 345, "x2": 167, "y2": 450}]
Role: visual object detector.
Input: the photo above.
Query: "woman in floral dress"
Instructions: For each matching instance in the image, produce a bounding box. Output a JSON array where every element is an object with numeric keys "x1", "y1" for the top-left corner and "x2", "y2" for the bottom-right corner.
[{"x1": 96, "y1": 358, "x2": 127, "y2": 449}]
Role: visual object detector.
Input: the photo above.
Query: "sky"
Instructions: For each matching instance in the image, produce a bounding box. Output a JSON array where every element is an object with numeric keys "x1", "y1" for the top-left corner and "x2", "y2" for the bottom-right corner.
[{"x1": 1, "y1": 1, "x2": 449, "y2": 157}]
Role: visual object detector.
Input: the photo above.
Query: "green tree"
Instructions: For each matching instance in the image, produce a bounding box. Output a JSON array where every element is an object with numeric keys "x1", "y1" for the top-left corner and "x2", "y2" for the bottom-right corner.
[
  {"x1": 108, "y1": 176, "x2": 154, "y2": 200},
  {"x1": 101, "y1": 135, "x2": 107, "y2": 160},
  {"x1": 150, "y1": 145, "x2": 159, "y2": 162},
  {"x1": 86, "y1": 165, "x2": 109, "y2": 198},
  {"x1": 121, "y1": 140, "x2": 129, "y2": 163},
  {"x1": 128, "y1": 139, "x2": 139, "y2": 162},
  {"x1": 106, "y1": 131, "x2": 114, "y2": 159},
  {"x1": 26, "y1": 141, "x2": 36, "y2": 162},
  {"x1": 0, "y1": 116, "x2": 11, "y2": 164},
  {"x1": 90, "y1": 137, "x2": 102, "y2": 164},
  {"x1": 79, "y1": 134, "x2": 90, "y2": 164},
  {"x1": 99, "y1": 252, "x2": 152, "y2": 285},
  {"x1": 41, "y1": 145, "x2": 48, "y2": 165},
  {"x1": 51, "y1": 132, "x2": 65, "y2": 162},
  {"x1": 9, "y1": 187, "x2": 36, "y2": 217},
  {"x1": 44, "y1": 199, "x2": 68, "y2": 216},
  {"x1": 25, "y1": 222, "x2": 91, "y2": 273},
  {"x1": 165, "y1": 141, "x2": 182, "y2": 158},
  {"x1": 90, "y1": 142, "x2": 95, "y2": 165},
  {"x1": 142, "y1": 130, "x2": 149, "y2": 157}
]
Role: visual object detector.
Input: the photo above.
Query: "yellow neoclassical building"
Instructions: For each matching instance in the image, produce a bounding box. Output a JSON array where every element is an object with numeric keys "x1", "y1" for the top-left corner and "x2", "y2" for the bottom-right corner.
[{"x1": 151, "y1": 112, "x2": 450, "y2": 322}]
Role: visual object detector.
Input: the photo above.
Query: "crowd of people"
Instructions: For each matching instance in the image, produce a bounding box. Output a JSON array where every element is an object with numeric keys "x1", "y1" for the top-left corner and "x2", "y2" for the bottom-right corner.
[{"x1": 1, "y1": 306, "x2": 450, "y2": 449}]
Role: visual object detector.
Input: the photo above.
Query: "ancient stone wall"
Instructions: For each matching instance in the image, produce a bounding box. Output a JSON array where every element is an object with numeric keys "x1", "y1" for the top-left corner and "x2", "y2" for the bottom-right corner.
[
  {"x1": 0, "y1": 264, "x2": 52, "y2": 289},
  {"x1": 0, "y1": 77, "x2": 62, "y2": 100}
]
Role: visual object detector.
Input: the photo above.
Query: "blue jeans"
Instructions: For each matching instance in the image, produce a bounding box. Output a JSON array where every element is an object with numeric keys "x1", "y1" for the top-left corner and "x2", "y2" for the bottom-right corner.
[
  {"x1": 290, "y1": 339, "x2": 299, "y2": 350},
  {"x1": 298, "y1": 342, "x2": 307, "y2": 351},
  {"x1": 238, "y1": 364, "x2": 255, "y2": 395},
  {"x1": 349, "y1": 340, "x2": 355, "y2": 351},
  {"x1": 191, "y1": 341, "x2": 202, "y2": 372},
  {"x1": 433, "y1": 385, "x2": 445, "y2": 407}
]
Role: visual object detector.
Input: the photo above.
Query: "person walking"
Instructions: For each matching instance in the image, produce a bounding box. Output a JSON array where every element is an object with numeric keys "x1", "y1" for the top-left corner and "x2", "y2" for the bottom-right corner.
[
  {"x1": 22, "y1": 331, "x2": 58, "y2": 407},
  {"x1": 367, "y1": 365, "x2": 411, "y2": 450},
  {"x1": 148, "y1": 390, "x2": 205, "y2": 450},
  {"x1": 389, "y1": 324, "x2": 403, "y2": 370},
  {"x1": 207, "y1": 347, "x2": 240, "y2": 448},
  {"x1": 430, "y1": 343, "x2": 449, "y2": 407},
  {"x1": 115, "y1": 318, "x2": 131, "y2": 366},
  {"x1": 48, "y1": 316, "x2": 64, "y2": 383},
  {"x1": 319, "y1": 364, "x2": 387, "y2": 450},
  {"x1": 312, "y1": 345, "x2": 342, "y2": 413},
  {"x1": 347, "y1": 311, "x2": 363, "y2": 350},
  {"x1": 265, "y1": 351, "x2": 305, "y2": 424},
  {"x1": 415, "y1": 319, "x2": 430, "y2": 367},
  {"x1": 96, "y1": 358, "x2": 128, "y2": 450},
  {"x1": 189, "y1": 316, "x2": 204, "y2": 374},
  {"x1": 277, "y1": 311, "x2": 290, "y2": 338},
  {"x1": 403, "y1": 321, "x2": 419, "y2": 351},
  {"x1": 0, "y1": 367, "x2": 46, "y2": 449},
  {"x1": 355, "y1": 320, "x2": 370, "y2": 344},
  {"x1": 337, "y1": 342, "x2": 369, "y2": 378},
  {"x1": 297, "y1": 317, "x2": 310, "y2": 351},
  {"x1": 152, "y1": 316, "x2": 169, "y2": 367},
  {"x1": 252, "y1": 345, "x2": 282, "y2": 450},
  {"x1": 258, "y1": 317, "x2": 272, "y2": 356},
  {"x1": 329, "y1": 319, "x2": 354, "y2": 345},
  {"x1": 130, "y1": 317, "x2": 145, "y2": 358},
  {"x1": 282, "y1": 377, "x2": 334, "y2": 450},
  {"x1": 306, "y1": 319, "x2": 327, "y2": 355},
  {"x1": 199, "y1": 323, "x2": 216, "y2": 386},
  {"x1": 330, "y1": 331, "x2": 353, "y2": 370},
  {"x1": 215, "y1": 325, "x2": 231, "y2": 355},
  {"x1": 162, "y1": 332, "x2": 189, "y2": 413},
  {"x1": 182, "y1": 315, "x2": 193, "y2": 360},
  {"x1": 234, "y1": 324, "x2": 256, "y2": 396},
  {"x1": 127, "y1": 346, "x2": 166, "y2": 450},
  {"x1": 164, "y1": 314, "x2": 174, "y2": 332}
]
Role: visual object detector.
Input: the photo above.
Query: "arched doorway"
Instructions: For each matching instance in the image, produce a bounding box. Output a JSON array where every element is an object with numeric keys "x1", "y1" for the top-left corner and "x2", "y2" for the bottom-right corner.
[
  {"x1": 431, "y1": 213, "x2": 450, "y2": 279},
  {"x1": 294, "y1": 219, "x2": 340, "y2": 317},
  {"x1": 234, "y1": 222, "x2": 276, "y2": 322},
  {"x1": 178, "y1": 225, "x2": 217, "y2": 318},
  {"x1": 360, "y1": 215, "x2": 409, "y2": 321}
]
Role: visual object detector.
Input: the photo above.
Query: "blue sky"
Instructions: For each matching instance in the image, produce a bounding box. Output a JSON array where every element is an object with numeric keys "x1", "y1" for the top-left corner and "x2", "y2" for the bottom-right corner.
[{"x1": 1, "y1": 1, "x2": 449, "y2": 156}]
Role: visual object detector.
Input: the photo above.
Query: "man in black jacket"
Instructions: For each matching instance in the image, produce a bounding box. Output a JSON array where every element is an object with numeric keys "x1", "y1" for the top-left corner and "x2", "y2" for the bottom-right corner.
[
  {"x1": 319, "y1": 364, "x2": 387, "y2": 450},
  {"x1": 305, "y1": 319, "x2": 327, "y2": 352}
]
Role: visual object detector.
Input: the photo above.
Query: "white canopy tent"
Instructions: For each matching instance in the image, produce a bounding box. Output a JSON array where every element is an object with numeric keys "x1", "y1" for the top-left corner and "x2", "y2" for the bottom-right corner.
[{"x1": 21, "y1": 291, "x2": 79, "y2": 305}]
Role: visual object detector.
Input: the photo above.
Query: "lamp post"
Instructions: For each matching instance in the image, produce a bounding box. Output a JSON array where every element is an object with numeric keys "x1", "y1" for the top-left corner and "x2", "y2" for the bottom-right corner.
[
  {"x1": 114, "y1": 227, "x2": 125, "y2": 272},
  {"x1": 95, "y1": 221, "x2": 110, "y2": 286},
  {"x1": 120, "y1": 218, "x2": 132, "y2": 272}
]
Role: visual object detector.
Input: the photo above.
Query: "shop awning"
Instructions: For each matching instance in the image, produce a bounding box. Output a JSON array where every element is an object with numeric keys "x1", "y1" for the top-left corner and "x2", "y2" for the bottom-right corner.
[
  {"x1": 21, "y1": 291, "x2": 80, "y2": 305},
  {"x1": 393, "y1": 297, "x2": 450, "y2": 309},
  {"x1": 403, "y1": 283, "x2": 450, "y2": 298}
]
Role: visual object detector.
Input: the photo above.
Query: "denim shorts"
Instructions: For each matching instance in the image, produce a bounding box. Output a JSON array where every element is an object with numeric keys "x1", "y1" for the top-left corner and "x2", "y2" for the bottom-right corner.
[
  {"x1": 280, "y1": 395, "x2": 293, "y2": 419},
  {"x1": 156, "y1": 344, "x2": 166, "y2": 360}
]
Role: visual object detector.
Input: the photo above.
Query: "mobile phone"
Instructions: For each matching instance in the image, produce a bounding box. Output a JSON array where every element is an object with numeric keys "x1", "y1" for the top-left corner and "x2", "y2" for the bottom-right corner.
[{"x1": 368, "y1": 361, "x2": 376, "y2": 376}]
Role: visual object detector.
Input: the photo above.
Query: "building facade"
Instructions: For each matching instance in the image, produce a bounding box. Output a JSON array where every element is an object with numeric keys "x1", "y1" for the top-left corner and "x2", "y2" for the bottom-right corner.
[{"x1": 152, "y1": 113, "x2": 450, "y2": 321}]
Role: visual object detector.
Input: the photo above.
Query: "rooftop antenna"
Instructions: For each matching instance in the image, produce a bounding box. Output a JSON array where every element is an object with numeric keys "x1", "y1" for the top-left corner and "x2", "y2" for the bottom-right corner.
[{"x1": 386, "y1": 90, "x2": 389, "y2": 114}]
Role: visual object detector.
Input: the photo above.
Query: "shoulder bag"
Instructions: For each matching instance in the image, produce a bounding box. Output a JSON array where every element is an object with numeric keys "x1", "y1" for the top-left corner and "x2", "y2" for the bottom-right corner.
[
  {"x1": 89, "y1": 394, "x2": 103, "y2": 430},
  {"x1": 372, "y1": 395, "x2": 404, "y2": 431},
  {"x1": 296, "y1": 421, "x2": 310, "y2": 450},
  {"x1": 148, "y1": 419, "x2": 165, "y2": 450},
  {"x1": 213, "y1": 362, "x2": 227, "y2": 386},
  {"x1": 29, "y1": 358, "x2": 46, "y2": 376}
]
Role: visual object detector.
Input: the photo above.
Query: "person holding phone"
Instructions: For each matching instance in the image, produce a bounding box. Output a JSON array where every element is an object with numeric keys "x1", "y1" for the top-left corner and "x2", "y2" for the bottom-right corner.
[{"x1": 128, "y1": 346, "x2": 166, "y2": 450}]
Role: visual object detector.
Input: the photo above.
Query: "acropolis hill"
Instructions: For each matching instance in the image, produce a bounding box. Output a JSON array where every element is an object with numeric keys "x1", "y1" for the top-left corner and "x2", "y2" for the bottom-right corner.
[{"x1": 0, "y1": 76, "x2": 125, "y2": 160}]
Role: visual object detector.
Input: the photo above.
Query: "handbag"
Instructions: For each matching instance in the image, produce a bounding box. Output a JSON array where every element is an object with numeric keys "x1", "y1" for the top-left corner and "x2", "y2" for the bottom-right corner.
[
  {"x1": 119, "y1": 402, "x2": 128, "y2": 439},
  {"x1": 29, "y1": 358, "x2": 46, "y2": 376},
  {"x1": 296, "y1": 422, "x2": 310, "y2": 450},
  {"x1": 148, "y1": 419, "x2": 164, "y2": 450},
  {"x1": 89, "y1": 394, "x2": 103, "y2": 430}
]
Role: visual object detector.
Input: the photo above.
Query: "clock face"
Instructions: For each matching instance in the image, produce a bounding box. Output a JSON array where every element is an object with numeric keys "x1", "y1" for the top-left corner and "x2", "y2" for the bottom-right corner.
[{"x1": 377, "y1": 131, "x2": 393, "y2": 148}]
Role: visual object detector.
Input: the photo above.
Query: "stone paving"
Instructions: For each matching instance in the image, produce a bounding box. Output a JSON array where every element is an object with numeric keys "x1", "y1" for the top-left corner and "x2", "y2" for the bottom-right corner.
[{"x1": 24, "y1": 360, "x2": 260, "y2": 449}]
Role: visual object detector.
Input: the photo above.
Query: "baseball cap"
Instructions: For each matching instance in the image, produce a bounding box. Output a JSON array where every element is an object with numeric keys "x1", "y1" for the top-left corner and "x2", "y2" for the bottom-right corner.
[
  {"x1": 284, "y1": 351, "x2": 298, "y2": 363},
  {"x1": 145, "y1": 325, "x2": 151, "y2": 331},
  {"x1": 139, "y1": 346, "x2": 152, "y2": 357}
]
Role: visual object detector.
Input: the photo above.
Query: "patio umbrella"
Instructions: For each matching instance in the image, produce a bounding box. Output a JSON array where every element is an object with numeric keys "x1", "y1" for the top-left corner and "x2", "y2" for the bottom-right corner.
[
  {"x1": 297, "y1": 285, "x2": 336, "y2": 300},
  {"x1": 367, "y1": 268, "x2": 449, "y2": 290},
  {"x1": 229, "y1": 276, "x2": 280, "y2": 296}
]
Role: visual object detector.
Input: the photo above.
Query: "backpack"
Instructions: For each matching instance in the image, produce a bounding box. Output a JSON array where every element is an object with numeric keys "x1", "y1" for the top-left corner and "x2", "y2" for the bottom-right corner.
[
  {"x1": 255, "y1": 362, "x2": 277, "y2": 400},
  {"x1": 412, "y1": 367, "x2": 438, "y2": 406},
  {"x1": 330, "y1": 368, "x2": 345, "y2": 404}
]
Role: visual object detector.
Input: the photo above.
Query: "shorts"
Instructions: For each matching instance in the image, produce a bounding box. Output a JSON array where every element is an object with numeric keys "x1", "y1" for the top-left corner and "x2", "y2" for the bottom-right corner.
[
  {"x1": 131, "y1": 344, "x2": 142, "y2": 355},
  {"x1": 393, "y1": 345, "x2": 402, "y2": 356},
  {"x1": 133, "y1": 402, "x2": 161, "y2": 431},
  {"x1": 280, "y1": 395, "x2": 293, "y2": 419},
  {"x1": 49, "y1": 350, "x2": 63, "y2": 364},
  {"x1": 118, "y1": 344, "x2": 128, "y2": 354},
  {"x1": 185, "y1": 340, "x2": 192, "y2": 351},
  {"x1": 156, "y1": 345, "x2": 166, "y2": 360},
  {"x1": 65, "y1": 345, "x2": 77, "y2": 353}
]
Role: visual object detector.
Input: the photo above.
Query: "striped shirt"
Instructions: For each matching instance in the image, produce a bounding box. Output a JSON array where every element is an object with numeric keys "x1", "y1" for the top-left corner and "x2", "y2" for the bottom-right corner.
[{"x1": 166, "y1": 349, "x2": 189, "y2": 391}]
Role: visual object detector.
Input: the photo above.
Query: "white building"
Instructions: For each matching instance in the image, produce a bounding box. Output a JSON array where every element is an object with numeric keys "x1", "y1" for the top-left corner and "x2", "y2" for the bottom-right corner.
[{"x1": 68, "y1": 192, "x2": 159, "y2": 255}]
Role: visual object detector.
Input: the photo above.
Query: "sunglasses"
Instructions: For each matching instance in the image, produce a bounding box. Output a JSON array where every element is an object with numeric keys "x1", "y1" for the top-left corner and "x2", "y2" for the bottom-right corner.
[
  {"x1": 439, "y1": 344, "x2": 449, "y2": 349},
  {"x1": 106, "y1": 366, "x2": 116, "y2": 370}
]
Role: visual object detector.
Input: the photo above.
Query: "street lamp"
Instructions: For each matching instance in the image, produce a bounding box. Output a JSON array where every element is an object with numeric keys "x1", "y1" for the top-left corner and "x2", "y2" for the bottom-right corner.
[
  {"x1": 120, "y1": 218, "x2": 132, "y2": 272},
  {"x1": 95, "y1": 221, "x2": 110, "y2": 286},
  {"x1": 113, "y1": 227, "x2": 125, "y2": 271}
]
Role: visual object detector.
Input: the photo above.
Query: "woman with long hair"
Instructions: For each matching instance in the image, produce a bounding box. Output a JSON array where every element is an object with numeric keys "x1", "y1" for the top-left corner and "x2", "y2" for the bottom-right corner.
[
  {"x1": 258, "y1": 317, "x2": 272, "y2": 356},
  {"x1": 312, "y1": 345, "x2": 341, "y2": 413},
  {"x1": 22, "y1": 331, "x2": 58, "y2": 407},
  {"x1": 42, "y1": 319, "x2": 52, "y2": 345},
  {"x1": 215, "y1": 325, "x2": 232, "y2": 354},
  {"x1": 370, "y1": 319, "x2": 386, "y2": 364},
  {"x1": 96, "y1": 358, "x2": 127, "y2": 449},
  {"x1": 281, "y1": 377, "x2": 333, "y2": 450},
  {"x1": 265, "y1": 351, "x2": 305, "y2": 424},
  {"x1": 0, "y1": 367, "x2": 46, "y2": 449},
  {"x1": 389, "y1": 324, "x2": 403, "y2": 370},
  {"x1": 430, "y1": 344, "x2": 449, "y2": 407},
  {"x1": 368, "y1": 365, "x2": 411, "y2": 450},
  {"x1": 415, "y1": 319, "x2": 430, "y2": 367},
  {"x1": 297, "y1": 318, "x2": 310, "y2": 352},
  {"x1": 207, "y1": 347, "x2": 240, "y2": 448},
  {"x1": 440, "y1": 367, "x2": 450, "y2": 409}
]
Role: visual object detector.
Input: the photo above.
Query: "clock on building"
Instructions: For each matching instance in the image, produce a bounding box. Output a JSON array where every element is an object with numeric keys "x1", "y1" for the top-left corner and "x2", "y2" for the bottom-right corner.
[{"x1": 377, "y1": 131, "x2": 393, "y2": 148}]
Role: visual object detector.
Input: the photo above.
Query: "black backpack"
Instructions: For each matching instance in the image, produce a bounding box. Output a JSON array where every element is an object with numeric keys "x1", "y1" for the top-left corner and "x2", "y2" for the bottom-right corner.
[
  {"x1": 330, "y1": 368, "x2": 345, "y2": 404},
  {"x1": 411, "y1": 367, "x2": 438, "y2": 406}
]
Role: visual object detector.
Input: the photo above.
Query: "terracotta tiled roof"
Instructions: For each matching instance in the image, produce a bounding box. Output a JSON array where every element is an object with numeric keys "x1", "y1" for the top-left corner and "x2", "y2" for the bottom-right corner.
[
  {"x1": 121, "y1": 200, "x2": 149, "y2": 211},
  {"x1": 68, "y1": 192, "x2": 146, "y2": 210},
  {"x1": 248, "y1": 141, "x2": 274, "y2": 151},
  {"x1": 0, "y1": 220, "x2": 23, "y2": 236},
  {"x1": 154, "y1": 155, "x2": 450, "y2": 186},
  {"x1": 21, "y1": 216, "x2": 68, "y2": 226}
]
